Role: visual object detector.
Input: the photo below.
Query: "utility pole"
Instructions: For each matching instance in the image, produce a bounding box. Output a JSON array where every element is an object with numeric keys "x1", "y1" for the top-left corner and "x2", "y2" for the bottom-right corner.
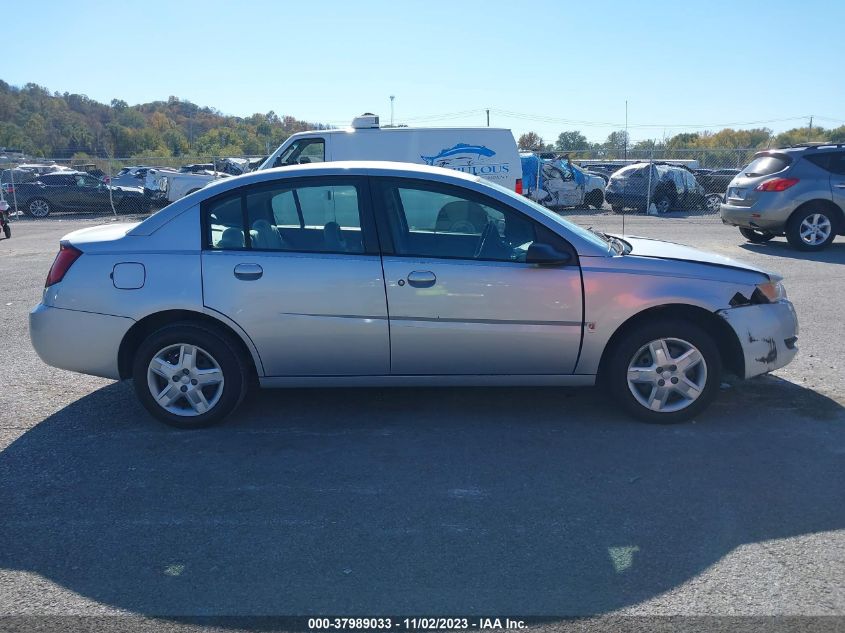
[
  {"x1": 486, "y1": 109, "x2": 490, "y2": 127},
  {"x1": 624, "y1": 100, "x2": 628, "y2": 160},
  {"x1": 390, "y1": 95, "x2": 395, "y2": 127},
  {"x1": 808, "y1": 115, "x2": 813, "y2": 141}
]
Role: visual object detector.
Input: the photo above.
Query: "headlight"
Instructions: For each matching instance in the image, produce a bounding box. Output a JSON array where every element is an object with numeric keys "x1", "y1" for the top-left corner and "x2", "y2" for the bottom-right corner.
[{"x1": 754, "y1": 280, "x2": 786, "y2": 303}]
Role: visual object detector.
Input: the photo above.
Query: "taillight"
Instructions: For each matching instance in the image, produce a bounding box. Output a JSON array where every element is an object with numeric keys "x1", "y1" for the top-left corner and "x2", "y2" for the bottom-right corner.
[
  {"x1": 515, "y1": 178, "x2": 523, "y2": 195},
  {"x1": 45, "y1": 243, "x2": 82, "y2": 287},
  {"x1": 756, "y1": 177, "x2": 799, "y2": 192}
]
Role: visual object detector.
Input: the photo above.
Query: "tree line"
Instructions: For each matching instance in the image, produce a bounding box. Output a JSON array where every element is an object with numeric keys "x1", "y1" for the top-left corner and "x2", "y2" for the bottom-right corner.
[
  {"x1": 0, "y1": 80, "x2": 327, "y2": 159},
  {"x1": 518, "y1": 125, "x2": 845, "y2": 166}
]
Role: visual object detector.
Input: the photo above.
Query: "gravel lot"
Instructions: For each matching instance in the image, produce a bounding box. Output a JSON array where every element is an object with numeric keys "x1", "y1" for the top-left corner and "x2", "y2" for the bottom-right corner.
[{"x1": 0, "y1": 215, "x2": 843, "y2": 620}]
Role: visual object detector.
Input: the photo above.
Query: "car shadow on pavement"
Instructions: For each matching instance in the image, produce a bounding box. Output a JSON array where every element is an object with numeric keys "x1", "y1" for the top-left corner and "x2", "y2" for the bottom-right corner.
[
  {"x1": 740, "y1": 239, "x2": 845, "y2": 264},
  {"x1": 0, "y1": 376, "x2": 843, "y2": 617}
]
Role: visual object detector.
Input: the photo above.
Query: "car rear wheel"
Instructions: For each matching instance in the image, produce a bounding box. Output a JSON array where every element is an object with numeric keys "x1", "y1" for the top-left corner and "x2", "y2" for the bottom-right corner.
[
  {"x1": 785, "y1": 208, "x2": 836, "y2": 251},
  {"x1": 2, "y1": 223, "x2": 9, "y2": 239},
  {"x1": 27, "y1": 198, "x2": 51, "y2": 218},
  {"x1": 654, "y1": 194, "x2": 671, "y2": 214},
  {"x1": 739, "y1": 227, "x2": 775, "y2": 243},
  {"x1": 705, "y1": 193, "x2": 722, "y2": 213},
  {"x1": 586, "y1": 190, "x2": 604, "y2": 209},
  {"x1": 132, "y1": 323, "x2": 248, "y2": 429},
  {"x1": 607, "y1": 320, "x2": 721, "y2": 424}
]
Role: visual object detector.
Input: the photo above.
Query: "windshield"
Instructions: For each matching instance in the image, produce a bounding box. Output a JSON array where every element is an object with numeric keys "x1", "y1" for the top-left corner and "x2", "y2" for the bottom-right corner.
[{"x1": 482, "y1": 179, "x2": 610, "y2": 252}]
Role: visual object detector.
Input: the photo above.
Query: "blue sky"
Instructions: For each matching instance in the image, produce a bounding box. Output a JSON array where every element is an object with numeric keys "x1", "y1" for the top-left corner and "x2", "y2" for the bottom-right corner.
[{"x1": 4, "y1": 0, "x2": 843, "y2": 143}]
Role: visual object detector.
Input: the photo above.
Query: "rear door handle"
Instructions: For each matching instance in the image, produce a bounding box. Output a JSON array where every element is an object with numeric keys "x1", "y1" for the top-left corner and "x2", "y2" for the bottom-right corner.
[
  {"x1": 406, "y1": 270, "x2": 436, "y2": 288},
  {"x1": 233, "y1": 263, "x2": 263, "y2": 281},
  {"x1": 834, "y1": 184, "x2": 845, "y2": 189}
]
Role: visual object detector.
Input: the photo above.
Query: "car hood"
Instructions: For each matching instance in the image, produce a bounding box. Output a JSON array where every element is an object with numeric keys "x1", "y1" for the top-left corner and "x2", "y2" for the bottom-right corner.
[{"x1": 615, "y1": 235, "x2": 776, "y2": 279}]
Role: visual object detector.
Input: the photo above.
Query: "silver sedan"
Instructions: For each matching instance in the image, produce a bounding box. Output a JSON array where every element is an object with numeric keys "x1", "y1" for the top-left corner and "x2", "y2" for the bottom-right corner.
[{"x1": 30, "y1": 162, "x2": 799, "y2": 428}]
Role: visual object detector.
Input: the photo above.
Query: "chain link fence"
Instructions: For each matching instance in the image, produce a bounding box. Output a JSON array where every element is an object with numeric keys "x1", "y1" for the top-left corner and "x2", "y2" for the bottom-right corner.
[
  {"x1": 0, "y1": 148, "x2": 761, "y2": 225},
  {"x1": 521, "y1": 148, "x2": 762, "y2": 225},
  {"x1": 0, "y1": 155, "x2": 265, "y2": 221}
]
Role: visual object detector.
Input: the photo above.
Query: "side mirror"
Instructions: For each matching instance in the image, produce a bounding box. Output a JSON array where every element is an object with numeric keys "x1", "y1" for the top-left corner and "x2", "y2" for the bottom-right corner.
[{"x1": 526, "y1": 242, "x2": 572, "y2": 266}]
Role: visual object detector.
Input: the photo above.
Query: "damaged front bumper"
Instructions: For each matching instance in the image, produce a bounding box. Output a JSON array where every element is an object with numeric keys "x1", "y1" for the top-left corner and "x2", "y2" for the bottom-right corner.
[{"x1": 717, "y1": 300, "x2": 799, "y2": 379}]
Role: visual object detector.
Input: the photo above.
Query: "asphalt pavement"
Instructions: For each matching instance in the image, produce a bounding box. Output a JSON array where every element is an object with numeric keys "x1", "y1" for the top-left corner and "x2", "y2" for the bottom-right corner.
[{"x1": 0, "y1": 214, "x2": 843, "y2": 622}]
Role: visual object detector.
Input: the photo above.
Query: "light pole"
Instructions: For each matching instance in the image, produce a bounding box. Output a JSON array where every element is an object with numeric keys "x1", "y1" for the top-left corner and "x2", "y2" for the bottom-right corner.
[
  {"x1": 0, "y1": 155, "x2": 19, "y2": 216},
  {"x1": 389, "y1": 95, "x2": 395, "y2": 127}
]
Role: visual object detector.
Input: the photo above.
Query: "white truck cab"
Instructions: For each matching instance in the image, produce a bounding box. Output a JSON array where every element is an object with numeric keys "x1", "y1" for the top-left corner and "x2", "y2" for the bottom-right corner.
[{"x1": 260, "y1": 114, "x2": 523, "y2": 192}]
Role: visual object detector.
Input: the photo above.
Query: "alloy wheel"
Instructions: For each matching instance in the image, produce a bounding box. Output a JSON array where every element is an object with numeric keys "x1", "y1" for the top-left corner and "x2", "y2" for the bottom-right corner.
[
  {"x1": 705, "y1": 194, "x2": 722, "y2": 213},
  {"x1": 798, "y1": 213, "x2": 832, "y2": 246},
  {"x1": 146, "y1": 343, "x2": 225, "y2": 416},
  {"x1": 29, "y1": 200, "x2": 50, "y2": 217},
  {"x1": 626, "y1": 337, "x2": 708, "y2": 413}
]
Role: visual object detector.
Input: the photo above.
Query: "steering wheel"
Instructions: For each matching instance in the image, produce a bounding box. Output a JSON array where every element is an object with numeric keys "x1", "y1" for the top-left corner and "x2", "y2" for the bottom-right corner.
[{"x1": 473, "y1": 221, "x2": 495, "y2": 259}]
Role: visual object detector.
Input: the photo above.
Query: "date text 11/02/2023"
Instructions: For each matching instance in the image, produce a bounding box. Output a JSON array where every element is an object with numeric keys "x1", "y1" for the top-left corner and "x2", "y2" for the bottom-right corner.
[{"x1": 307, "y1": 617, "x2": 527, "y2": 630}]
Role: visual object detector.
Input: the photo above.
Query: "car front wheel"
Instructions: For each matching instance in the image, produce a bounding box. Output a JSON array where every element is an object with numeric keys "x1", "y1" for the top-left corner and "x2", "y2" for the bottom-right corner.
[
  {"x1": 132, "y1": 323, "x2": 248, "y2": 428},
  {"x1": 27, "y1": 198, "x2": 51, "y2": 218},
  {"x1": 607, "y1": 321, "x2": 721, "y2": 424}
]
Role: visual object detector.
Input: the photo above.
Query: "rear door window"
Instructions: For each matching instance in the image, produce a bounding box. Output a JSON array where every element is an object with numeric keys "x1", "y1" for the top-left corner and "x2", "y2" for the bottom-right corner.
[{"x1": 807, "y1": 152, "x2": 845, "y2": 175}]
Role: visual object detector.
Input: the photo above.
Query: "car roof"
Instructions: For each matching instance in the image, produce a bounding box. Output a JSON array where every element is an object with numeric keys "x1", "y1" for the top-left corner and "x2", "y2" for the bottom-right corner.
[{"x1": 128, "y1": 160, "x2": 611, "y2": 257}]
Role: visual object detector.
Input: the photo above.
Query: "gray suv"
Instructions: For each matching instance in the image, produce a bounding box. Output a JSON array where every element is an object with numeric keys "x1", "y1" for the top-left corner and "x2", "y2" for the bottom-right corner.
[{"x1": 721, "y1": 144, "x2": 845, "y2": 251}]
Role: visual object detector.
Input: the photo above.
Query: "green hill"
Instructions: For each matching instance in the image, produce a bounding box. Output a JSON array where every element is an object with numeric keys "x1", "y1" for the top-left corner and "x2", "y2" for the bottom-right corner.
[{"x1": 0, "y1": 80, "x2": 326, "y2": 159}]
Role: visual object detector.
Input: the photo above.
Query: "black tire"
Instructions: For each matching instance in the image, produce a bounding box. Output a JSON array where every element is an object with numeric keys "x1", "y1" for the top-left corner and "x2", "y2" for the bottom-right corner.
[
  {"x1": 785, "y1": 206, "x2": 837, "y2": 251},
  {"x1": 654, "y1": 194, "x2": 671, "y2": 215},
  {"x1": 739, "y1": 227, "x2": 775, "y2": 243},
  {"x1": 26, "y1": 197, "x2": 51, "y2": 218},
  {"x1": 2, "y1": 223, "x2": 9, "y2": 239},
  {"x1": 132, "y1": 322, "x2": 249, "y2": 429},
  {"x1": 611, "y1": 205, "x2": 624, "y2": 214},
  {"x1": 606, "y1": 320, "x2": 722, "y2": 424},
  {"x1": 586, "y1": 189, "x2": 604, "y2": 209}
]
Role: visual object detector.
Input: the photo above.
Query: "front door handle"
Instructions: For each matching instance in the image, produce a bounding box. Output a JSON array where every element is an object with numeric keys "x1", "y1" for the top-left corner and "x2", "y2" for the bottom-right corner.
[
  {"x1": 407, "y1": 270, "x2": 436, "y2": 288},
  {"x1": 233, "y1": 263, "x2": 263, "y2": 281}
]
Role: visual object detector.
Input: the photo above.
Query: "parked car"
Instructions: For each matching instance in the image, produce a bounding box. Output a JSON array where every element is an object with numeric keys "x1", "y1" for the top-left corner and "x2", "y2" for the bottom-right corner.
[
  {"x1": 721, "y1": 144, "x2": 845, "y2": 251},
  {"x1": 30, "y1": 161, "x2": 798, "y2": 428},
  {"x1": 109, "y1": 165, "x2": 160, "y2": 188},
  {"x1": 13, "y1": 171, "x2": 148, "y2": 217},
  {"x1": 694, "y1": 168, "x2": 740, "y2": 194},
  {"x1": 260, "y1": 114, "x2": 524, "y2": 192},
  {"x1": 521, "y1": 154, "x2": 605, "y2": 209},
  {"x1": 144, "y1": 168, "x2": 230, "y2": 205},
  {"x1": 605, "y1": 162, "x2": 720, "y2": 214}
]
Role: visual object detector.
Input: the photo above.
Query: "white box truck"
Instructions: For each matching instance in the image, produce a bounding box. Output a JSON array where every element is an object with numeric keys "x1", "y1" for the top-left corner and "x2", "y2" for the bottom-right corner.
[{"x1": 259, "y1": 114, "x2": 523, "y2": 192}]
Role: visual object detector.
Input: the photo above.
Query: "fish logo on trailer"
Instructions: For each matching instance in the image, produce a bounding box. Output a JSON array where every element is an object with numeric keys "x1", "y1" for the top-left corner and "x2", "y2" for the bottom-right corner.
[{"x1": 421, "y1": 143, "x2": 509, "y2": 178}]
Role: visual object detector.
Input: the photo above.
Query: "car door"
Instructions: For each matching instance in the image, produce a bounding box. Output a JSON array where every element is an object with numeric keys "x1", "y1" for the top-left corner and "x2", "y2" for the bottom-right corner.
[
  {"x1": 824, "y1": 152, "x2": 845, "y2": 211},
  {"x1": 372, "y1": 177, "x2": 583, "y2": 376},
  {"x1": 201, "y1": 176, "x2": 390, "y2": 376},
  {"x1": 65, "y1": 173, "x2": 103, "y2": 210},
  {"x1": 37, "y1": 174, "x2": 72, "y2": 208}
]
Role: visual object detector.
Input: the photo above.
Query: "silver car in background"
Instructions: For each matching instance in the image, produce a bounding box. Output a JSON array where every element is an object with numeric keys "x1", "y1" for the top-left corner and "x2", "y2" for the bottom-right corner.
[
  {"x1": 30, "y1": 162, "x2": 798, "y2": 428},
  {"x1": 721, "y1": 144, "x2": 845, "y2": 250}
]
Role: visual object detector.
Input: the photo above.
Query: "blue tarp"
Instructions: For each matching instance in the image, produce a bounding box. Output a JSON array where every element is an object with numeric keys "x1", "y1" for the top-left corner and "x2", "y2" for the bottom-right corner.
[{"x1": 519, "y1": 154, "x2": 586, "y2": 190}]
